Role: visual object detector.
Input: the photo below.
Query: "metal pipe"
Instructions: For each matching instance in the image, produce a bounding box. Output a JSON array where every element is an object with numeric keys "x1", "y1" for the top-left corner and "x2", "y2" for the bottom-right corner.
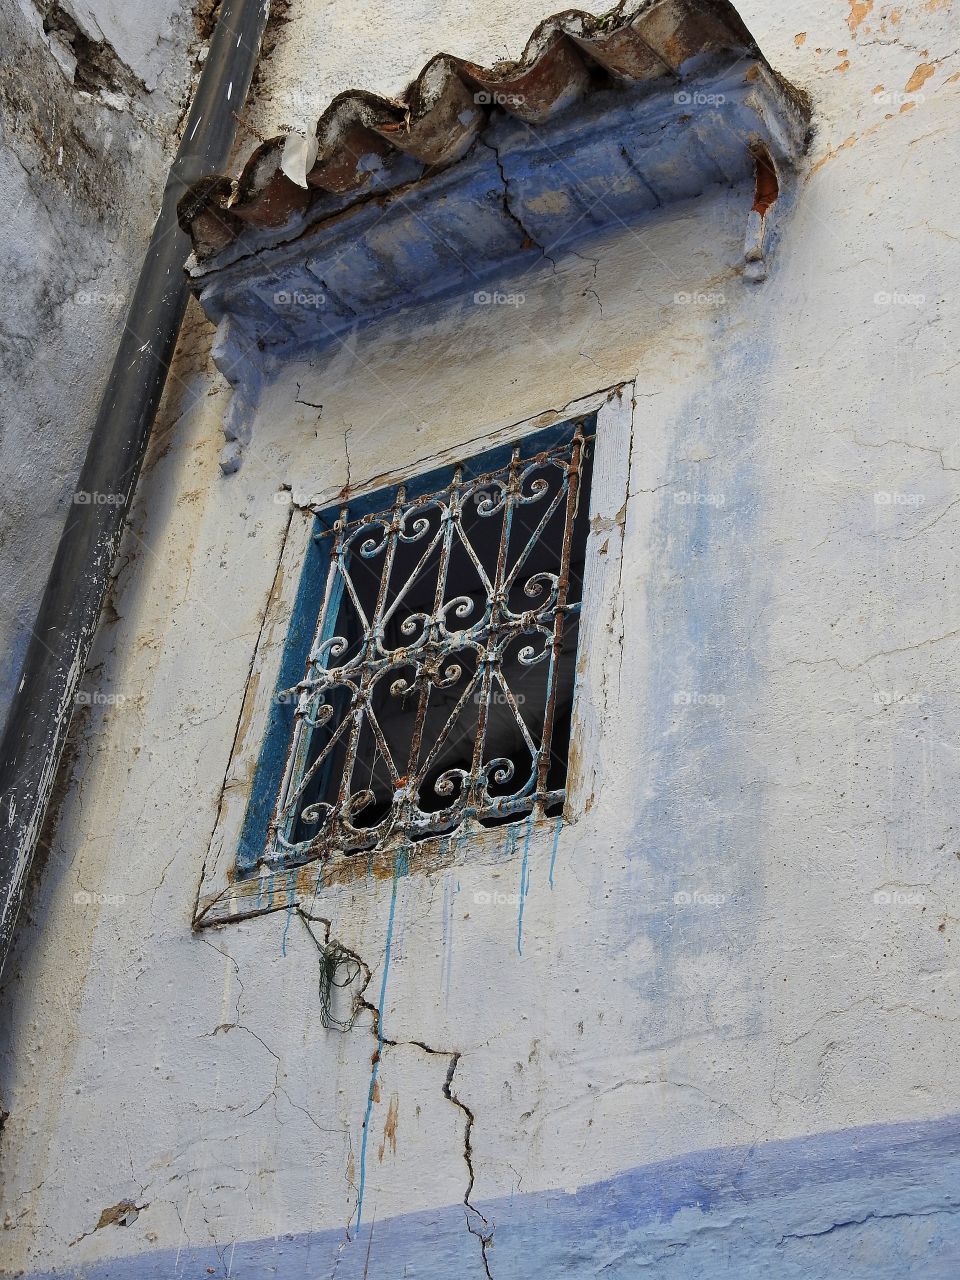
[{"x1": 0, "y1": 0, "x2": 271, "y2": 972}]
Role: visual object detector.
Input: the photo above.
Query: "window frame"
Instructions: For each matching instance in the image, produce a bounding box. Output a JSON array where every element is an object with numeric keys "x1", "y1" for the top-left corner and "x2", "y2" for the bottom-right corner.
[
  {"x1": 267, "y1": 418, "x2": 594, "y2": 868},
  {"x1": 195, "y1": 384, "x2": 634, "y2": 927}
]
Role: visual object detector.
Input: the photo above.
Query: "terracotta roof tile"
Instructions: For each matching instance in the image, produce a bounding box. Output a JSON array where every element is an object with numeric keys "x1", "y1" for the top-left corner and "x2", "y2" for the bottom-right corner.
[{"x1": 180, "y1": 0, "x2": 810, "y2": 262}]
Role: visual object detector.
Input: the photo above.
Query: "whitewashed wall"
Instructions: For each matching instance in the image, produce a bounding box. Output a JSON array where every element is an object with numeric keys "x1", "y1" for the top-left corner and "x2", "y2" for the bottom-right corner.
[
  {"x1": 0, "y1": 0, "x2": 200, "y2": 719},
  {"x1": 1, "y1": 1, "x2": 959, "y2": 1277}
]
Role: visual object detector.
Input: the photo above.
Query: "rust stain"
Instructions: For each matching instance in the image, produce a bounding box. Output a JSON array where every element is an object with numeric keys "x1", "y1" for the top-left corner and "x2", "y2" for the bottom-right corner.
[
  {"x1": 378, "y1": 1093, "x2": 400, "y2": 1162},
  {"x1": 346, "y1": 1148, "x2": 356, "y2": 1188},
  {"x1": 200, "y1": 817, "x2": 557, "y2": 926},
  {"x1": 233, "y1": 670, "x2": 261, "y2": 757},
  {"x1": 567, "y1": 735, "x2": 582, "y2": 773},
  {"x1": 905, "y1": 63, "x2": 936, "y2": 92},
  {"x1": 872, "y1": 83, "x2": 885, "y2": 93},
  {"x1": 924, "y1": 0, "x2": 950, "y2": 10},
  {"x1": 908, "y1": 124, "x2": 950, "y2": 143},
  {"x1": 890, "y1": 7, "x2": 902, "y2": 20},
  {"x1": 847, "y1": 0, "x2": 874, "y2": 34},
  {"x1": 808, "y1": 131, "x2": 859, "y2": 178},
  {"x1": 834, "y1": 59, "x2": 851, "y2": 72},
  {"x1": 372, "y1": 1079, "x2": 382, "y2": 1104},
  {"x1": 945, "y1": 70, "x2": 960, "y2": 84},
  {"x1": 662, "y1": 33, "x2": 688, "y2": 67},
  {"x1": 808, "y1": 106, "x2": 905, "y2": 178},
  {"x1": 900, "y1": 100, "x2": 917, "y2": 112},
  {"x1": 794, "y1": 31, "x2": 807, "y2": 46}
]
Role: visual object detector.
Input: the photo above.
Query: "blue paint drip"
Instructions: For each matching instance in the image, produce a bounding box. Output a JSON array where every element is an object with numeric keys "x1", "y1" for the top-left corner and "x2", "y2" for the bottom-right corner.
[
  {"x1": 281, "y1": 870, "x2": 297, "y2": 957},
  {"x1": 307, "y1": 861, "x2": 325, "y2": 917},
  {"x1": 356, "y1": 852, "x2": 407, "y2": 1231},
  {"x1": 517, "y1": 816, "x2": 534, "y2": 955},
  {"x1": 442, "y1": 868, "x2": 460, "y2": 1007},
  {"x1": 503, "y1": 826, "x2": 517, "y2": 861},
  {"x1": 549, "y1": 815, "x2": 563, "y2": 888}
]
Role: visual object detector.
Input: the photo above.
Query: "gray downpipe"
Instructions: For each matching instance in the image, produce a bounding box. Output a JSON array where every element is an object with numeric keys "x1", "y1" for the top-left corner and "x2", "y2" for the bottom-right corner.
[{"x1": 0, "y1": 0, "x2": 271, "y2": 972}]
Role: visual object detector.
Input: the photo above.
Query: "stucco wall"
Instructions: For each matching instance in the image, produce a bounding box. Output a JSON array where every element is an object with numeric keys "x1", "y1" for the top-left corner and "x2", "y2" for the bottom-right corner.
[
  {"x1": 2, "y1": 1, "x2": 960, "y2": 1277},
  {"x1": 0, "y1": 0, "x2": 201, "y2": 722}
]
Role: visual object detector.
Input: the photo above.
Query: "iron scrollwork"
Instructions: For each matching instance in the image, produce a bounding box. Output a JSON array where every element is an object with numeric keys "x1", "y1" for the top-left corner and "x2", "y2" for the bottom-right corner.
[{"x1": 266, "y1": 425, "x2": 589, "y2": 868}]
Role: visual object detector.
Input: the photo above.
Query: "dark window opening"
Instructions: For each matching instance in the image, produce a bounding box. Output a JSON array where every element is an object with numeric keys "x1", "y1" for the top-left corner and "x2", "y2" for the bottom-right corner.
[{"x1": 268, "y1": 420, "x2": 594, "y2": 867}]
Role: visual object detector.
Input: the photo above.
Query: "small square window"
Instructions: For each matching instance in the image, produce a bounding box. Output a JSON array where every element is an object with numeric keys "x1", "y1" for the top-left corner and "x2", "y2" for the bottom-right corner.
[{"x1": 251, "y1": 416, "x2": 595, "y2": 871}]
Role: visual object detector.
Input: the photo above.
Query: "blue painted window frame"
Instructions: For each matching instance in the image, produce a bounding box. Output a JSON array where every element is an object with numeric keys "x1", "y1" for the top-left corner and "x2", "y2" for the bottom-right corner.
[{"x1": 236, "y1": 413, "x2": 596, "y2": 875}]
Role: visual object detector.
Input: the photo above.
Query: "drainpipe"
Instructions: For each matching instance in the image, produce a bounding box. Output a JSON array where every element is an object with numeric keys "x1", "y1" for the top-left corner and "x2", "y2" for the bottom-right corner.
[{"x1": 0, "y1": 0, "x2": 271, "y2": 973}]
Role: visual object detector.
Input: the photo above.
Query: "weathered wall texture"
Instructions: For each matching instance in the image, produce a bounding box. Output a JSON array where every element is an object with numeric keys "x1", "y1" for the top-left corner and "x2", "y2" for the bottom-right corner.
[
  {"x1": 0, "y1": 0, "x2": 201, "y2": 721},
  {"x1": 2, "y1": 1, "x2": 960, "y2": 1277}
]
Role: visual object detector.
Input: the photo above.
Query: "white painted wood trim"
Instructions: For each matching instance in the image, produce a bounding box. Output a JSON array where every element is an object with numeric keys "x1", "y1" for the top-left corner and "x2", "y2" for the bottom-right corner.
[
  {"x1": 196, "y1": 383, "x2": 636, "y2": 925},
  {"x1": 565, "y1": 384, "x2": 635, "y2": 822}
]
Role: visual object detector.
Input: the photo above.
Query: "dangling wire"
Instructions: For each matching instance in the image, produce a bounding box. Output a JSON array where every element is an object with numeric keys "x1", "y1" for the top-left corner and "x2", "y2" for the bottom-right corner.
[{"x1": 318, "y1": 941, "x2": 363, "y2": 1031}]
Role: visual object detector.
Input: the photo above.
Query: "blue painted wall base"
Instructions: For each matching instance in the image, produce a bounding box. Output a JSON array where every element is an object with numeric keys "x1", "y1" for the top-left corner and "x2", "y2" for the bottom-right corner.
[{"x1": 27, "y1": 1114, "x2": 960, "y2": 1278}]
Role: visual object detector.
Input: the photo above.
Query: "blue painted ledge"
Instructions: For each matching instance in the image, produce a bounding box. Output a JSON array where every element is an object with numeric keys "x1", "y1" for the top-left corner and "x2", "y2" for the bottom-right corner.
[{"x1": 21, "y1": 1114, "x2": 960, "y2": 1279}]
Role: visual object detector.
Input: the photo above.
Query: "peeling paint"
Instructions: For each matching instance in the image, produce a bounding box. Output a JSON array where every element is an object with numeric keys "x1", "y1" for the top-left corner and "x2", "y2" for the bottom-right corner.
[
  {"x1": 847, "y1": 0, "x2": 874, "y2": 36},
  {"x1": 4, "y1": 3, "x2": 960, "y2": 1277},
  {"x1": 904, "y1": 62, "x2": 936, "y2": 92}
]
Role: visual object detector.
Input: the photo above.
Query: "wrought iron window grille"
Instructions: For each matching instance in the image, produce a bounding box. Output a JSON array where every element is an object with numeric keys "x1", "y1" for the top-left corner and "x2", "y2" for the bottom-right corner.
[{"x1": 264, "y1": 420, "x2": 594, "y2": 870}]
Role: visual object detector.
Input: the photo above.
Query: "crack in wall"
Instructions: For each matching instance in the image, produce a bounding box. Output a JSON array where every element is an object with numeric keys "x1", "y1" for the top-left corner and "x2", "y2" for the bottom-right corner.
[
  {"x1": 479, "y1": 137, "x2": 558, "y2": 278},
  {"x1": 443, "y1": 1053, "x2": 495, "y2": 1278},
  {"x1": 299, "y1": 912, "x2": 496, "y2": 1277}
]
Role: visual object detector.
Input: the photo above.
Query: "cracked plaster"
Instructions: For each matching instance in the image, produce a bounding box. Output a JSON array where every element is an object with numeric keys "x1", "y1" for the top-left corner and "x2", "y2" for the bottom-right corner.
[{"x1": 2, "y1": 0, "x2": 960, "y2": 1276}]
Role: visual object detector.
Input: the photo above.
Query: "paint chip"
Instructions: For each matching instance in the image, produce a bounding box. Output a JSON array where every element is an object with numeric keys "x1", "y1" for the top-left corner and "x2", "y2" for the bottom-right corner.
[
  {"x1": 904, "y1": 63, "x2": 936, "y2": 93},
  {"x1": 808, "y1": 132, "x2": 859, "y2": 177},
  {"x1": 95, "y1": 1200, "x2": 141, "y2": 1230},
  {"x1": 847, "y1": 0, "x2": 874, "y2": 34}
]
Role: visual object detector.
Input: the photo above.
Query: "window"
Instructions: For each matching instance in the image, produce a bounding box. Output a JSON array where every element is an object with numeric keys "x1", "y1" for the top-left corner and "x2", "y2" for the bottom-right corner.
[
  {"x1": 257, "y1": 416, "x2": 595, "y2": 870},
  {"x1": 197, "y1": 389, "x2": 632, "y2": 924}
]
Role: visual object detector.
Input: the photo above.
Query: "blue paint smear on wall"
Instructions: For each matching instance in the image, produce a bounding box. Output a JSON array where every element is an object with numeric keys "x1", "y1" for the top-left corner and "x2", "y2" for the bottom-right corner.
[
  {"x1": 516, "y1": 815, "x2": 533, "y2": 955},
  {"x1": 280, "y1": 869, "x2": 297, "y2": 956},
  {"x1": 237, "y1": 519, "x2": 332, "y2": 873},
  {"x1": 30, "y1": 1114, "x2": 960, "y2": 1278},
  {"x1": 619, "y1": 320, "x2": 776, "y2": 1047},
  {"x1": 548, "y1": 813, "x2": 563, "y2": 888}
]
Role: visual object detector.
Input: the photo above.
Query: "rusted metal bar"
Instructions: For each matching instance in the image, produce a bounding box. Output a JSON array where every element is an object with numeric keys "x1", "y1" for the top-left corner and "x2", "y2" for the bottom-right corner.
[{"x1": 265, "y1": 427, "x2": 590, "y2": 870}]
